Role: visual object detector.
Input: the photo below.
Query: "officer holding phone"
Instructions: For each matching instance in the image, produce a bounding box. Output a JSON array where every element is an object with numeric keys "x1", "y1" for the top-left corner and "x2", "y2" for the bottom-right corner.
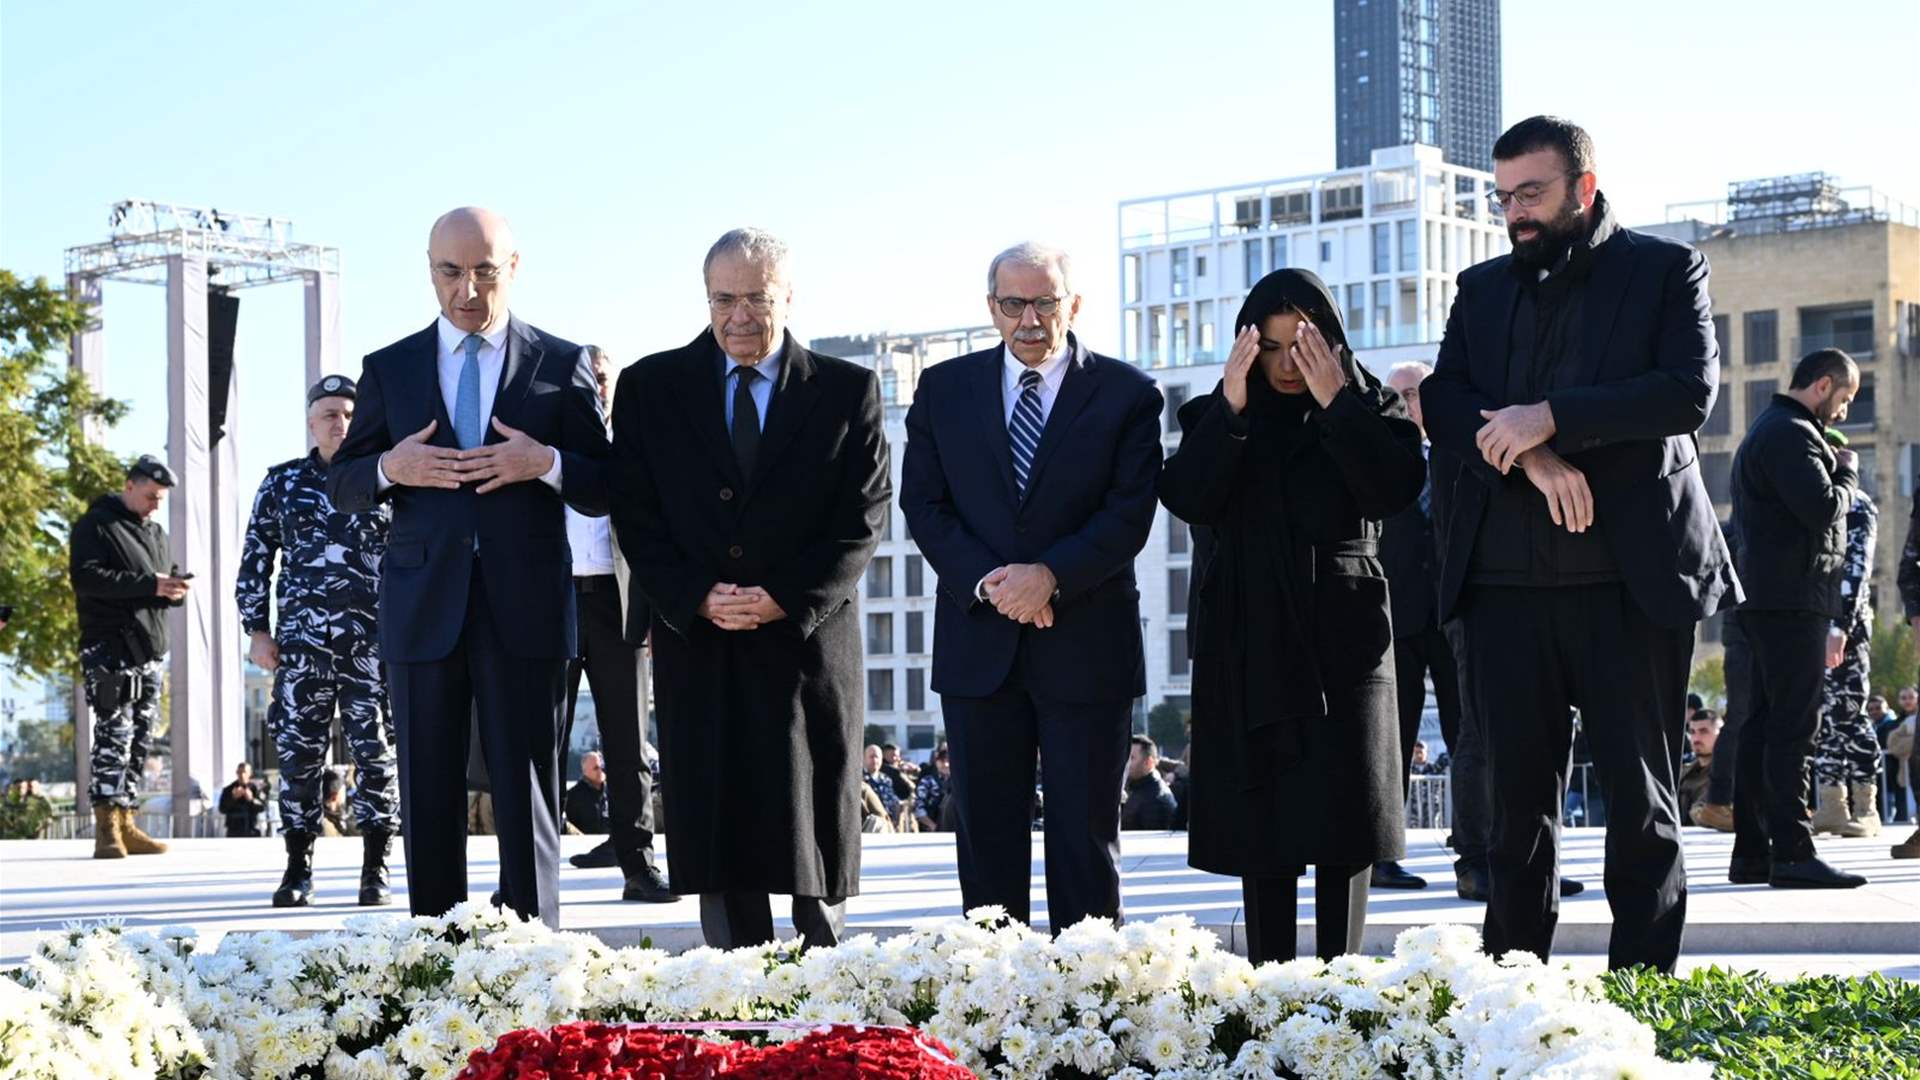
[{"x1": 69, "y1": 454, "x2": 188, "y2": 861}]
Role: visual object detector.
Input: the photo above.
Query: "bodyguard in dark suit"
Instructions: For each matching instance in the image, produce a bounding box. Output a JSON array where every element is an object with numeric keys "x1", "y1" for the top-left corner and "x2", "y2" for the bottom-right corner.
[
  {"x1": 610, "y1": 229, "x2": 888, "y2": 950},
  {"x1": 900, "y1": 243, "x2": 1163, "y2": 932},
  {"x1": 329, "y1": 207, "x2": 611, "y2": 929},
  {"x1": 1726, "y1": 348, "x2": 1867, "y2": 889},
  {"x1": 1421, "y1": 118, "x2": 1740, "y2": 972}
]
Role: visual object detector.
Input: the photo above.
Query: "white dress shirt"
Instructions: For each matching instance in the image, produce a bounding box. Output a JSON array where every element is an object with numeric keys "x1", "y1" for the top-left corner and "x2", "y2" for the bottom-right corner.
[
  {"x1": 1000, "y1": 341, "x2": 1071, "y2": 427},
  {"x1": 565, "y1": 509, "x2": 615, "y2": 576},
  {"x1": 376, "y1": 314, "x2": 563, "y2": 492}
]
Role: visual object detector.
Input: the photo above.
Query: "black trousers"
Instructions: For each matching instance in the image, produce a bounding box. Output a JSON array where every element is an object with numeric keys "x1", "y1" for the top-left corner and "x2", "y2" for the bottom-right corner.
[
  {"x1": 1460, "y1": 584, "x2": 1691, "y2": 972},
  {"x1": 391, "y1": 565, "x2": 567, "y2": 928},
  {"x1": 565, "y1": 577, "x2": 657, "y2": 876},
  {"x1": 698, "y1": 891, "x2": 845, "y2": 951},
  {"x1": 1441, "y1": 616, "x2": 1492, "y2": 870},
  {"x1": 943, "y1": 650, "x2": 1132, "y2": 932},
  {"x1": 1706, "y1": 620, "x2": 1752, "y2": 807},
  {"x1": 1730, "y1": 610, "x2": 1827, "y2": 865},
  {"x1": 1242, "y1": 866, "x2": 1368, "y2": 965}
]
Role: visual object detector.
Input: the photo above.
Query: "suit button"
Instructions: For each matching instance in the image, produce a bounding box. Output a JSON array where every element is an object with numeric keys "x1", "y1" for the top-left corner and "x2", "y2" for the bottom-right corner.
[
  {"x1": 729, "y1": 545, "x2": 744, "y2": 559},
  {"x1": 719, "y1": 487, "x2": 734, "y2": 501}
]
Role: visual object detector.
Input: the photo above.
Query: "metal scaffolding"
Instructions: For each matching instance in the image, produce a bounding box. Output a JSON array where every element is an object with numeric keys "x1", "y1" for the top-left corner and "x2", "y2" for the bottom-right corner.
[{"x1": 63, "y1": 200, "x2": 343, "y2": 836}]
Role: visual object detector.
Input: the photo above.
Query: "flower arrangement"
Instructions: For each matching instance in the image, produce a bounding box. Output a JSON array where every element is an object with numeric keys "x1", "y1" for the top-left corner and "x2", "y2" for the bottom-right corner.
[
  {"x1": 2, "y1": 905, "x2": 1710, "y2": 1079},
  {"x1": 454, "y1": 1022, "x2": 974, "y2": 1079}
]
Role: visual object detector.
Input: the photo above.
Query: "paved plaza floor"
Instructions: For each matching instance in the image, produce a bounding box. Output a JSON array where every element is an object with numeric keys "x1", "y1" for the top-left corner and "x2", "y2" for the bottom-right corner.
[{"x1": 3, "y1": 827, "x2": 1913, "y2": 976}]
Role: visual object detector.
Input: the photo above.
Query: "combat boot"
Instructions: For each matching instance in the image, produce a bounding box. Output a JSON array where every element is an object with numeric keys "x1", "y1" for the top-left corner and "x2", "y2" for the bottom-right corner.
[
  {"x1": 92, "y1": 803, "x2": 126, "y2": 859},
  {"x1": 273, "y1": 832, "x2": 315, "y2": 907},
  {"x1": 116, "y1": 805, "x2": 168, "y2": 855},
  {"x1": 1810, "y1": 783, "x2": 1851, "y2": 836},
  {"x1": 358, "y1": 830, "x2": 393, "y2": 906},
  {"x1": 1841, "y1": 781, "x2": 1880, "y2": 838}
]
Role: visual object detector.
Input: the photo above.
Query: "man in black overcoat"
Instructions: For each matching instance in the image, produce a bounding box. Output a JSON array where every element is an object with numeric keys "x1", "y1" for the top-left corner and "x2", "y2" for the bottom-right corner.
[
  {"x1": 609, "y1": 228, "x2": 889, "y2": 949},
  {"x1": 1420, "y1": 117, "x2": 1741, "y2": 973}
]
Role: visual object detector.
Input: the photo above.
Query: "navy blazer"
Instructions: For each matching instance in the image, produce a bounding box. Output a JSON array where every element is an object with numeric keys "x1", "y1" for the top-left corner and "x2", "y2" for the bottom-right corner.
[
  {"x1": 900, "y1": 334, "x2": 1163, "y2": 702},
  {"x1": 328, "y1": 317, "x2": 610, "y2": 663},
  {"x1": 1421, "y1": 224, "x2": 1742, "y2": 628}
]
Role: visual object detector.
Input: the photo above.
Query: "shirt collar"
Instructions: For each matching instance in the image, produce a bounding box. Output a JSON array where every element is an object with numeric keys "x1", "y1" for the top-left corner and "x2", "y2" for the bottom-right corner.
[
  {"x1": 723, "y1": 339, "x2": 786, "y2": 385},
  {"x1": 1001, "y1": 336, "x2": 1073, "y2": 386},
  {"x1": 437, "y1": 314, "x2": 511, "y2": 355}
]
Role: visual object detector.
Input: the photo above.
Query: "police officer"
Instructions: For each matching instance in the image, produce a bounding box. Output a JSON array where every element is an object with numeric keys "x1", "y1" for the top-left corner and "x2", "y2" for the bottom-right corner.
[
  {"x1": 237, "y1": 375, "x2": 398, "y2": 906},
  {"x1": 1810, "y1": 428, "x2": 1881, "y2": 838},
  {"x1": 70, "y1": 454, "x2": 188, "y2": 859}
]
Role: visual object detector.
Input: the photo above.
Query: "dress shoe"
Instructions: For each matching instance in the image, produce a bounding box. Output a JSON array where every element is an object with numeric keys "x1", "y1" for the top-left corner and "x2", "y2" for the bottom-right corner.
[
  {"x1": 1690, "y1": 802, "x2": 1735, "y2": 832},
  {"x1": 1559, "y1": 877, "x2": 1585, "y2": 897},
  {"x1": 1455, "y1": 865, "x2": 1490, "y2": 902},
  {"x1": 1727, "y1": 858, "x2": 1770, "y2": 884},
  {"x1": 1769, "y1": 856, "x2": 1867, "y2": 889},
  {"x1": 622, "y1": 865, "x2": 677, "y2": 903},
  {"x1": 1891, "y1": 827, "x2": 1920, "y2": 859},
  {"x1": 569, "y1": 839, "x2": 619, "y2": 869},
  {"x1": 1370, "y1": 860, "x2": 1427, "y2": 889}
]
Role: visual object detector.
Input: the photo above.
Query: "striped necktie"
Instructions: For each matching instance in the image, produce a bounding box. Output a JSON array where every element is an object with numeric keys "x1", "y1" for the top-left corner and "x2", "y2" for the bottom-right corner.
[{"x1": 1009, "y1": 367, "x2": 1043, "y2": 495}]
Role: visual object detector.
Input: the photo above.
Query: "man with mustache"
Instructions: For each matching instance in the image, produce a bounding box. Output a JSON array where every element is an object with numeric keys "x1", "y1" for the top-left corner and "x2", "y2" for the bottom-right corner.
[
  {"x1": 900, "y1": 242, "x2": 1163, "y2": 932},
  {"x1": 610, "y1": 228, "x2": 888, "y2": 949},
  {"x1": 1421, "y1": 116, "x2": 1740, "y2": 972}
]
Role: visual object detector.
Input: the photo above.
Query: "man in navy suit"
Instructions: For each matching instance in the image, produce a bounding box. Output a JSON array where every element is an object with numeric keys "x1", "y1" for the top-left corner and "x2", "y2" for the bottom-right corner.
[
  {"x1": 330, "y1": 207, "x2": 610, "y2": 928},
  {"x1": 901, "y1": 242, "x2": 1163, "y2": 931}
]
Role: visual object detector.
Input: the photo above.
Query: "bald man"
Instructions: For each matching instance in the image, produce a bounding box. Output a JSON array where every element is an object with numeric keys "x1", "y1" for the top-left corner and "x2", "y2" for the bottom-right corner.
[{"x1": 329, "y1": 207, "x2": 611, "y2": 928}]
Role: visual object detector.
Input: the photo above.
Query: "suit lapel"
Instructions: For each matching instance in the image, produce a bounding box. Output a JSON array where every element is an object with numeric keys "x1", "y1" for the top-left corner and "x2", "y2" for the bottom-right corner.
[
  {"x1": 748, "y1": 332, "x2": 821, "y2": 494},
  {"x1": 974, "y1": 348, "x2": 1019, "y2": 504},
  {"x1": 487, "y1": 317, "x2": 542, "y2": 443},
  {"x1": 1019, "y1": 334, "x2": 1098, "y2": 505},
  {"x1": 682, "y1": 331, "x2": 742, "y2": 484},
  {"x1": 410, "y1": 324, "x2": 459, "y2": 450},
  {"x1": 1573, "y1": 232, "x2": 1634, "y2": 390}
]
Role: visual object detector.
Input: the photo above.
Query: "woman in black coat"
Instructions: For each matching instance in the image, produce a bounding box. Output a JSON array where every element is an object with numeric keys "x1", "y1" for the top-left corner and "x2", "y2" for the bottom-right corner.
[{"x1": 1159, "y1": 269, "x2": 1425, "y2": 964}]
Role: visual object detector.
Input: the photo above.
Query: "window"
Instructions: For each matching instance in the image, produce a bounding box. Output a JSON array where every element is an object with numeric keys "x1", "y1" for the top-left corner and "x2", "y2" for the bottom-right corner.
[
  {"x1": 1243, "y1": 239, "x2": 1263, "y2": 285},
  {"x1": 1711, "y1": 314, "x2": 1729, "y2": 365},
  {"x1": 1319, "y1": 240, "x2": 1333, "y2": 263},
  {"x1": 1196, "y1": 300, "x2": 1215, "y2": 361},
  {"x1": 867, "y1": 669, "x2": 894, "y2": 712},
  {"x1": 905, "y1": 611, "x2": 925, "y2": 654},
  {"x1": 1166, "y1": 383, "x2": 1190, "y2": 434},
  {"x1": 866, "y1": 613, "x2": 893, "y2": 655},
  {"x1": 1840, "y1": 372, "x2": 1874, "y2": 427},
  {"x1": 1799, "y1": 302, "x2": 1875, "y2": 357},
  {"x1": 1172, "y1": 304, "x2": 1191, "y2": 365},
  {"x1": 1271, "y1": 235, "x2": 1289, "y2": 270},
  {"x1": 906, "y1": 669, "x2": 926, "y2": 712},
  {"x1": 1195, "y1": 254, "x2": 1207, "y2": 279},
  {"x1": 904, "y1": 555, "x2": 924, "y2": 597},
  {"x1": 1855, "y1": 445, "x2": 1878, "y2": 497},
  {"x1": 1171, "y1": 248, "x2": 1191, "y2": 298},
  {"x1": 1169, "y1": 630, "x2": 1190, "y2": 677},
  {"x1": 866, "y1": 557, "x2": 892, "y2": 599},
  {"x1": 1372, "y1": 223, "x2": 1391, "y2": 274},
  {"x1": 1744, "y1": 310, "x2": 1778, "y2": 366},
  {"x1": 1148, "y1": 307, "x2": 1165, "y2": 368},
  {"x1": 1701, "y1": 451, "x2": 1732, "y2": 503},
  {"x1": 1168, "y1": 516, "x2": 1189, "y2": 554},
  {"x1": 1346, "y1": 284, "x2": 1365, "y2": 335},
  {"x1": 881, "y1": 507, "x2": 893, "y2": 541},
  {"x1": 1123, "y1": 254, "x2": 1141, "y2": 304},
  {"x1": 907, "y1": 724, "x2": 936, "y2": 751},
  {"x1": 1168, "y1": 568, "x2": 1189, "y2": 616},
  {"x1": 1397, "y1": 219, "x2": 1417, "y2": 271},
  {"x1": 1701, "y1": 386, "x2": 1731, "y2": 436},
  {"x1": 1745, "y1": 379, "x2": 1777, "y2": 426},
  {"x1": 1372, "y1": 280, "x2": 1392, "y2": 343}
]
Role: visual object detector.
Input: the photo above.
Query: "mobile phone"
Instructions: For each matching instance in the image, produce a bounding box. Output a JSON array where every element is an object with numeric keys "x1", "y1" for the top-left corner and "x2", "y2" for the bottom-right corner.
[{"x1": 0, "y1": 605, "x2": 13, "y2": 621}]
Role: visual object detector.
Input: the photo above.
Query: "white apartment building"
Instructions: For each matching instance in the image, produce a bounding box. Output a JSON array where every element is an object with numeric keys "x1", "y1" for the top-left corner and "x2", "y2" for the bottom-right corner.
[{"x1": 1118, "y1": 144, "x2": 1510, "y2": 721}]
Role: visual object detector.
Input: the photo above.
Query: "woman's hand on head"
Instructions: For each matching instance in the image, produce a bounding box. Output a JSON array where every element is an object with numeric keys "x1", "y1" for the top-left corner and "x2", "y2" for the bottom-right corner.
[
  {"x1": 1293, "y1": 321, "x2": 1346, "y2": 409},
  {"x1": 1223, "y1": 325, "x2": 1259, "y2": 414}
]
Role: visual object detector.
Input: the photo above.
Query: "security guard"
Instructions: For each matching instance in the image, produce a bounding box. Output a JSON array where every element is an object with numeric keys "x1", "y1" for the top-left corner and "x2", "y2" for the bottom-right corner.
[
  {"x1": 237, "y1": 375, "x2": 397, "y2": 906},
  {"x1": 70, "y1": 454, "x2": 188, "y2": 859}
]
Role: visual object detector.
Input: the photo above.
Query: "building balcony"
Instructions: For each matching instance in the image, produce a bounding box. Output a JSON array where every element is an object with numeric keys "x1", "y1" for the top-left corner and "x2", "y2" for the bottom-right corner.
[{"x1": 1793, "y1": 331, "x2": 1877, "y2": 360}]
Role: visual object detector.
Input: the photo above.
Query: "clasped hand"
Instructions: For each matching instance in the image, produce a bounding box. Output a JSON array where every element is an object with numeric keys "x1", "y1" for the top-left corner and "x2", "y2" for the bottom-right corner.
[
  {"x1": 698, "y1": 583, "x2": 786, "y2": 631},
  {"x1": 382, "y1": 418, "x2": 556, "y2": 494},
  {"x1": 984, "y1": 563, "x2": 1055, "y2": 628},
  {"x1": 1476, "y1": 401, "x2": 1556, "y2": 473}
]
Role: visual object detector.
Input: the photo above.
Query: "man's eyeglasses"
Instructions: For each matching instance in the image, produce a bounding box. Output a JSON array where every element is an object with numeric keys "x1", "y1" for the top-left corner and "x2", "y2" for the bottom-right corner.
[
  {"x1": 1486, "y1": 173, "x2": 1578, "y2": 214},
  {"x1": 432, "y1": 262, "x2": 508, "y2": 284},
  {"x1": 995, "y1": 295, "x2": 1067, "y2": 318},
  {"x1": 709, "y1": 293, "x2": 776, "y2": 315}
]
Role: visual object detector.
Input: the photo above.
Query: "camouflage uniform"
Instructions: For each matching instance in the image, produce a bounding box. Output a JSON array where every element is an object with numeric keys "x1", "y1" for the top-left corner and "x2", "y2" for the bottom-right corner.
[
  {"x1": 81, "y1": 642, "x2": 163, "y2": 806},
  {"x1": 237, "y1": 450, "x2": 398, "y2": 835},
  {"x1": 1815, "y1": 489, "x2": 1879, "y2": 786}
]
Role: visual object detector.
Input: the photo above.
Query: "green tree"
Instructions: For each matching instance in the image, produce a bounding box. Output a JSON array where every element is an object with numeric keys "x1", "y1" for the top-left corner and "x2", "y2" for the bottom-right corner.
[
  {"x1": 1147, "y1": 700, "x2": 1190, "y2": 759},
  {"x1": 1689, "y1": 655, "x2": 1727, "y2": 712},
  {"x1": 1869, "y1": 620, "x2": 1916, "y2": 702},
  {"x1": 0, "y1": 270, "x2": 128, "y2": 679}
]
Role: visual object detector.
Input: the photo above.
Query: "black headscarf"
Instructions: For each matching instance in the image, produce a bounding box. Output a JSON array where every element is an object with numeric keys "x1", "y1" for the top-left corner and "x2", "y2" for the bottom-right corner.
[{"x1": 1234, "y1": 268, "x2": 1396, "y2": 416}]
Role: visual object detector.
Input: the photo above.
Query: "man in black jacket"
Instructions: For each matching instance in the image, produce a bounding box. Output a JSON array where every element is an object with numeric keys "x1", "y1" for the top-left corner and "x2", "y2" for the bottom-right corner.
[
  {"x1": 1727, "y1": 348, "x2": 1867, "y2": 888},
  {"x1": 218, "y1": 762, "x2": 267, "y2": 837},
  {"x1": 69, "y1": 455, "x2": 191, "y2": 860},
  {"x1": 1421, "y1": 117, "x2": 1740, "y2": 972}
]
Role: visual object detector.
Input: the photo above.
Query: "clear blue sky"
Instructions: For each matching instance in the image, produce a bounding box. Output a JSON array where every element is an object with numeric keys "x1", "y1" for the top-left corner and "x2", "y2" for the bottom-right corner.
[{"x1": 4, "y1": 0, "x2": 1917, "y2": 492}]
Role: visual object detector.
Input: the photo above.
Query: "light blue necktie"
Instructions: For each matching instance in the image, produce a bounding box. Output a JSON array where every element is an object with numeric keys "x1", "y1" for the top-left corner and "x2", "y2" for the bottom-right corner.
[{"x1": 454, "y1": 334, "x2": 484, "y2": 449}]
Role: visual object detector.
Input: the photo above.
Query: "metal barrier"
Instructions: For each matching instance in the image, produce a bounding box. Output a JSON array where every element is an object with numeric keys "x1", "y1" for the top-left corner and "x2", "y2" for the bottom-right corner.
[
  {"x1": 1405, "y1": 764, "x2": 1602, "y2": 830},
  {"x1": 43, "y1": 809, "x2": 229, "y2": 841}
]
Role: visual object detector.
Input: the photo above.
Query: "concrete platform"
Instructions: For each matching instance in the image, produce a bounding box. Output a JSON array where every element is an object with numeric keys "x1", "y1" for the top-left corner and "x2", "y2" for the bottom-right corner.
[{"x1": 3, "y1": 828, "x2": 1914, "y2": 977}]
